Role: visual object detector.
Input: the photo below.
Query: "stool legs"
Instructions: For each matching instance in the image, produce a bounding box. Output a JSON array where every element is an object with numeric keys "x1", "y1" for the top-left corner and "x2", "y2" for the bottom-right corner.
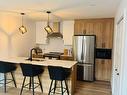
[
  {"x1": 53, "y1": 80, "x2": 57, "y2": 94},
  {"x1": 3, "y1": 72, "x2": 17, "y2": 93},
  {"x1": 4, "y1": 74, "x2": 6, "y2": 93},
  {"x1": 48, "y1": 80, "x2": 53, "y2": 95},
  {"x1": 48, "y1": 80, "x2": 69, "y2": 95},
  {"x1": 32, "y1": 77, "x2": 34, "y2": 95},
  {"x1": 29, "y1": 77, "x2": 32, "y2": 90},
  {"x1": 61, "y1": 81, "x2": 64, "y2": 95},
  {"x1": 11, "y1": 72, "x2": 17, "y2": 88},
  {"x1": 65, "y1": 80, "x2": 69, "y2": 95},
  {"x1": 20, "y1": 77, "x2": 26, "y2": 95},
  {"x1": 20, "y1": 76, "x2": 43, "y2": 95},
  {"x1": 38, "y1": 76, "x2": 43, "y2": 93}
]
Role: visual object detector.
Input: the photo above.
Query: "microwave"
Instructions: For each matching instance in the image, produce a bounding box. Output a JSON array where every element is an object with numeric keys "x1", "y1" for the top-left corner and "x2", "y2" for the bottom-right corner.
[{"x1": 95, "y1": 48, "x2": 112, "y2": 59}]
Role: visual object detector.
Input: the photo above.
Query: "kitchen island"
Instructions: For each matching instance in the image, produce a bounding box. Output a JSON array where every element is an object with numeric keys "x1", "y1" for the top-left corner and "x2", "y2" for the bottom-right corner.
[{"x1": 0, "y1": 57, "x2": 77, "y2": 95}]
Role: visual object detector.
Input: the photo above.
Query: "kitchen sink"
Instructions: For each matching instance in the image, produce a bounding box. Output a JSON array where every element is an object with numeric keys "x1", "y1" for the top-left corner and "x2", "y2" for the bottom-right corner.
[{"x1": 25, "y1": 58, "x2": 45, "y2": 62}]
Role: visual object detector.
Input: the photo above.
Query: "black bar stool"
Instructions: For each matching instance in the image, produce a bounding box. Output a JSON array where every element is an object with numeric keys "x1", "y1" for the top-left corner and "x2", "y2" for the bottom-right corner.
[
  {"x1": 48, "y1": 66, "x2": 70, "y2": 95},
  {"x1": 20, "y1": 63, "x2": 44, "y2": 95},
  {"x1": 0, "y1": 61, "x2": 17, "y2": 93}
]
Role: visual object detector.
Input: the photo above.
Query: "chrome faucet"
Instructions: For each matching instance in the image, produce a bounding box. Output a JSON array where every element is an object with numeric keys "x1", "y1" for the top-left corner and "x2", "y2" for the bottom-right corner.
[{"x1": 29, "y1": 48, "x2": 37, "y2": 61}]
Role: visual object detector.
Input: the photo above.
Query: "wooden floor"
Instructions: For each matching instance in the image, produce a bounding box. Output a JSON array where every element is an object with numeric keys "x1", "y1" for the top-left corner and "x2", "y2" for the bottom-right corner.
[
  {"x1": 0, "y1": 81, "x2": 111, "y2": 95},
  {"x1": 75, "y1": 81, "x2": 111, "y2": 95}
]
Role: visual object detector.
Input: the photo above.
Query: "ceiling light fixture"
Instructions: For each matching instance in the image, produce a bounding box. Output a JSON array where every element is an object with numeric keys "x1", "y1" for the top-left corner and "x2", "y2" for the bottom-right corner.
[
  {"x1": 44, "y1": 11, "x2": 53, "y2": 34},
  {"x1": 19, "y1": 13, "x2": 27, "y2": 34}
]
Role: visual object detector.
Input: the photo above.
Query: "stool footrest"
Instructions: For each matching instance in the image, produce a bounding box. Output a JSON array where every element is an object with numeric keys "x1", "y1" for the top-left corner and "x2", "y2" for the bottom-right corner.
[
  {"x1": 0, "y1": 79, "x2": 14, "y2": 84},
  {"x1": 50, "y1": 87, "x2": 67, "y2": 94},
  {"x1": 20, "y1": 76, "x2": 43, "y2": 95},
  {"x1": 23, "y1": 82, "x2": 40, "y2": 90},
  {"x1": 48, "y1": 80, "x2": 69, "y2": 95}
]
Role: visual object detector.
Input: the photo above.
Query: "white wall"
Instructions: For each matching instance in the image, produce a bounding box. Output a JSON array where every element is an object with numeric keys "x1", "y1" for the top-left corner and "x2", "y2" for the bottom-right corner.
[
  {"x1": 112, "y1": 0, "x2": 127, "y2": 95},
  {"x1": 0, "y1": 14, "x2": 36, "y2": 82},
  {"x1": 0, "y1": 14, "x2": 36, "y2": 58}
]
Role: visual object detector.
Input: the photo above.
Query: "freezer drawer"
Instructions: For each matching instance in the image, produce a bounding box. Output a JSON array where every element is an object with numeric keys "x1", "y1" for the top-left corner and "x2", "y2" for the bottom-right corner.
[{"x1": 77, "y1": 64, "x2": 94, "y2": 81}]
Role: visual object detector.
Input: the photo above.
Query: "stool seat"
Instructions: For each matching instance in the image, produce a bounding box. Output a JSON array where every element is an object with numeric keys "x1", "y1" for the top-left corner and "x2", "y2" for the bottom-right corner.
[
  {"x1": 0, "y1": 61, "x2": 17, "y2": 93},
  {"x1": 20, "y1": 64, "x2": 44, "y2": 77},
  {"x1": 48, "y1": 66, "x2": 70, "y2": 81},
  {"x1": 48, "y1": 66, "x2": 70, "y2": 95},
  {"x1": 0, "y1": 61, "x2": 16, "y2": 73},
  {"x1": 20, "y1": 63, "x2": 44, "y2": 95}
]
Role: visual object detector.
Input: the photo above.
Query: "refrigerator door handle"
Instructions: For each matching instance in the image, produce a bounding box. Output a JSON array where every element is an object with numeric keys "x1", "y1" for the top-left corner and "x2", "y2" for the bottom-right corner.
[{"x1": 81, "y1": 36, "x2": 84, "y2": 61}]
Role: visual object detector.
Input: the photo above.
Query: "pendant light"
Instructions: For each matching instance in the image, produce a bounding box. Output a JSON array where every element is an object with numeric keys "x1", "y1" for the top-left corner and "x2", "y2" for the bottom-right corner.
[
  {"x1": 19, "y1": 13, "x2": 27, "y2": 34},
  {"x1": 44, "y1": 11, "x2": 53, "y2": 34}
]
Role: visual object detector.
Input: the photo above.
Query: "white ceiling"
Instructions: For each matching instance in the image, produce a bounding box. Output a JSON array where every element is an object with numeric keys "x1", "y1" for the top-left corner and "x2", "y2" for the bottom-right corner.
[{"x1": 0, "y1": 0, "x2": 121, "y2": 21}]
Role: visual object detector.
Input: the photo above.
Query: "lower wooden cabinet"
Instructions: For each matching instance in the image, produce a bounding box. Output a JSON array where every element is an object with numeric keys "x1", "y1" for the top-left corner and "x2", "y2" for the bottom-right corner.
[
  {"x1": 60, "y1": 55, "x2": 73, "y2": 61},
  {"x1": 95, "y1": 59, "x2": 112, "y2": 81}
]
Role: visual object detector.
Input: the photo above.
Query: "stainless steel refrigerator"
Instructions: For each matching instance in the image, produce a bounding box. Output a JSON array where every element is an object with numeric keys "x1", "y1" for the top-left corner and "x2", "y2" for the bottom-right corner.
[{"x1": 73, "y1": 35, "x2": 95, "y2": 81}]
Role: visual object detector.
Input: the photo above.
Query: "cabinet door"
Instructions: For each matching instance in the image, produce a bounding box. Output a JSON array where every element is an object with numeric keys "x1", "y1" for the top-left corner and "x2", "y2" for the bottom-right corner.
[
  {"x1": 36, "y1": 21, "x2": 47, "y2": 44},
  {"x1": 85, "y1": 22, "x2": 94, "y2": 35},
  {"x1": 102, "y1": 20, "x2": 114, "y2": 48},
  {"x1": 93, "y1": 22, "x2": 103, "y2": 48},
  {"x1": 95, "y1": 59, "x2": 103, "y2": 80},
  {"x1": 74, "y1": 20, "x2": 84, "y2": 35},
  {"x1": 63, "y1": 21, "x2": 74, "y2": 45},
  {"x1": 95, "y1": 59, "x2": 112, "y2": 81}
]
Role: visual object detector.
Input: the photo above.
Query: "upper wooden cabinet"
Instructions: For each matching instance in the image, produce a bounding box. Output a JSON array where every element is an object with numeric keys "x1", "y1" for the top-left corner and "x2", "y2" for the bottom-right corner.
[
  {"x1": 74, "y1": 18, "x2": 114, "y2": 48},
  {"x1": 63, "y1": 21, "x2": 74, "y2": 45},
  {"x1": 36, "y1": 21, "x2": 47, "y2": 44}
]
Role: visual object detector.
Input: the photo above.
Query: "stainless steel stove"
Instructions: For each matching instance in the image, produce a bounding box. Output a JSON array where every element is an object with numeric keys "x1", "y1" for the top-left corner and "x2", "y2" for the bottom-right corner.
[{"x1": 43, "y1": 52, "x2": 63, "y2": 59}]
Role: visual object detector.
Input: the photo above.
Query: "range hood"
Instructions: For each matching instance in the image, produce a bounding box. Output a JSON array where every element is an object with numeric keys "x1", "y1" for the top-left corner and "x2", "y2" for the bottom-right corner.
[{"x1": 47, "y1": 22, "x2": 63, "y2": 38}]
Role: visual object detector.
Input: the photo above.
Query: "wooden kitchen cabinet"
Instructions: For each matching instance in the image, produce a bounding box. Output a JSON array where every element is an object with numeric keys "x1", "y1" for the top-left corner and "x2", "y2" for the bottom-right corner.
[
  {"x1": 36, "y1": 21, "x2": 47, "y2": 44},
  {"x1": 74, "y1": 18, "x2": 114, "y2": 48},
  {"x1": 74, "y1": 21, "x2": 84, "y2": 35},
  {"x1": 63, "y1": 20, "x2": 74, "y2": 45},
  {"x1": 95, "y1": 59, "x2": 112, "y2": 81},
  {"x1": 101, "y1": 21, "x2": 114, "y2": 48},
  {"x1": 74, "y1": 18, "x2": 114, "y2": 81},
  {"x1": 74, "y1": 19, "x2": 99, "y2": 35},
  {"x1": 60, "y1": 55, "x2": 73, "y2": 61}
]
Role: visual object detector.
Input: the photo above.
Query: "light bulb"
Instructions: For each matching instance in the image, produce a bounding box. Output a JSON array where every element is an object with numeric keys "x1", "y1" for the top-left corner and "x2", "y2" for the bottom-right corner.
[
  {"x1": 19, "y1": 25, "x2": 27, "y2": 34},
  {"x1": 44, "y1": 25, "x2": 53, "y2": 34}
]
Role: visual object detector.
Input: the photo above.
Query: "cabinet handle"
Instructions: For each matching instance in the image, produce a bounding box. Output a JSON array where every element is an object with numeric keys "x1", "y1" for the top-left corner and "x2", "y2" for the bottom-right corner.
[
  {"x1": 115, "y1": 69, "x2": 118, "y2": 71},
  {"x1": 117, "y1": 73, "x2": 119, "y2": 75}
]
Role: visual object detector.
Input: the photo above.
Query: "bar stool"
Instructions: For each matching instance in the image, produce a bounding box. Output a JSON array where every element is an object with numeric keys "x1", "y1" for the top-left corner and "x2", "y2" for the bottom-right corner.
[
  {"x1": 48, "y1": 66, "x2": 70, "y2": 95},
  {"x1": 0, "y1": 61, "x2": 17, "y2": 93},
  {"x1": 20, "y1": 63, "x2": 44, "y2": 95}
]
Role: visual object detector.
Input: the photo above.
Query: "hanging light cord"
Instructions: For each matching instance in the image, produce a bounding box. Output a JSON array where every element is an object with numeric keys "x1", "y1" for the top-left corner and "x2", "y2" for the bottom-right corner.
[
  {"x1": 22, "y1": 15, "x2": 23, "y2": 26},
  {"x1": 47, "y1": 11, "x2": 51, "y2": 26},
  {"x1": 21, "y1": 13, "x2": 25, "y2": 26},
  {"x1": 48, "y1": 12, "x2": 49, "y2": 25}
]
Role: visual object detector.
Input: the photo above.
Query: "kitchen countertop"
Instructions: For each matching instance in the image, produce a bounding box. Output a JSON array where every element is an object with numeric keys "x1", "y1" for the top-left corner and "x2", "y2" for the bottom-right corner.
[
  {"x1": 0, "y1": 57, "x2": 77, "y2": 95},
  {"x1": 0, "y1": 57, "x2": 77, "y2": 68}
]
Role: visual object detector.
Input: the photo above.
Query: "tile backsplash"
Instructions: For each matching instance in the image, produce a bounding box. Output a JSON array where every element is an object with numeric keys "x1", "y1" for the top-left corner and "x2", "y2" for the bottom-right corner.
[{"x1": 37, "y1": 38, "x2": 72, "y2": 53}]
